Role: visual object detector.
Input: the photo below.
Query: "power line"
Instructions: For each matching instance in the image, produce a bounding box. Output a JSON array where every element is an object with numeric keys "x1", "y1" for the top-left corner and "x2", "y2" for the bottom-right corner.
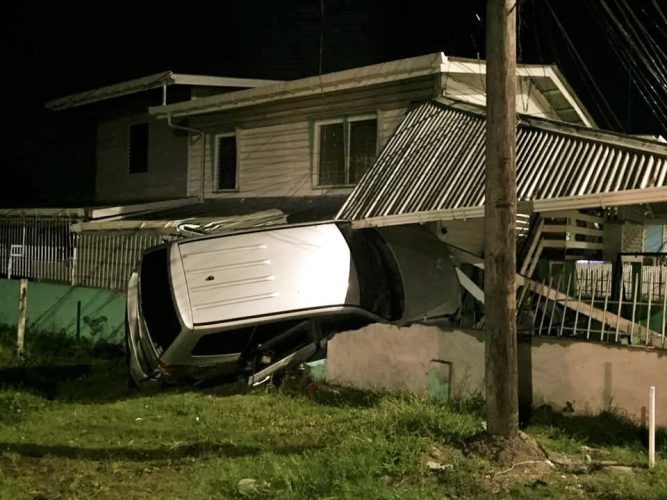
[
  {"x1": 617, "y1": 0, "x2": 667, "y2": 81},
  {"x1": 651, "y1": 0, "x2": 667, "y2": 30},
  {"x1": 545, "y1": 1, "x2": 623, "y2": 130},
  {"x1": 590, "y1": 1, "x2": 667, "y2": 132},
  {"x1": 601, "y1": 1, "x2": 667, "y2": 95}
]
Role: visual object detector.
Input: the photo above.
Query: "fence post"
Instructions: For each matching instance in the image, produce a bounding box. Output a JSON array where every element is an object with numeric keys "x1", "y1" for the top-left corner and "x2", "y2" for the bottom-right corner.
[
  {"x1": 646, "y1": 273, "x2": 654, "y2": 346},
  {"x1": 559, "y1": 273, "x2": 572, "y2": 337},
  {"x1": 71, "y1": 246, "x2": 78, "y2": 286},
  {"x1": 615, "y1": 281, "x2": 624, "y2": 343},
  {"x1": 649, "y1": 386, "x2": 656, "y2": 469},
  {"x1": 630, "y1": 273, "x2": 640, "y2": 344},
  {"x1": 16, "y1": 278, "x2": 28, "y2": 356}
]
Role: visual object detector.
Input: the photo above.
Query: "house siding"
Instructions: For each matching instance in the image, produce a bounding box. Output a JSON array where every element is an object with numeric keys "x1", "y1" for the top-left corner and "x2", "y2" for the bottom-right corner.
[
  {"x1": 96, "y1": 114, "x2": 189, "y2": 203},
  {"x1": 186, "y1": 75, "x2": 440, "y2": 199}
]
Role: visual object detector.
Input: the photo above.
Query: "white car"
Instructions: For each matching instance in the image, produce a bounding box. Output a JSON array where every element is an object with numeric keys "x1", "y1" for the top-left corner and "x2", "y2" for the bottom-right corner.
[{"x1": 126, "y1": 221, "x2": 460, "y2": 388}]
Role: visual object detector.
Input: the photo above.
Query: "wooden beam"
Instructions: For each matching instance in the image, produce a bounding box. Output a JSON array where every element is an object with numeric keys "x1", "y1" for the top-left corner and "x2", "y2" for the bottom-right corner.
[
  {"x1": 541, "y1": 224, "x2": 604, "y2": 237},
  {"x1": 541, "y1": 240, "x2": 604, "y2": 250},
  {"x1": 545, "y1": 210, "x2": 606, "y2": 224},
  {"x1": 519, "y1": 217, "x2": 545, "y2": 276},
  {"x1": 525, "y1": 277, "x2": 663, "y2": 343}
]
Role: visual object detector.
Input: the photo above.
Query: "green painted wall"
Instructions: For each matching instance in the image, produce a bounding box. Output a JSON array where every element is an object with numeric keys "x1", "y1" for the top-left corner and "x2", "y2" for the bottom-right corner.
[{"x1": 0, "y1": 279, "x2": 125, "y2": 344}]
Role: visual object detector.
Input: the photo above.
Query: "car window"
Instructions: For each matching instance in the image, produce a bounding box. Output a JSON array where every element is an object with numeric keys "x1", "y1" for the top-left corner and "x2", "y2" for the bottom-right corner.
[
  {"x1": 140, "y1": 247, "x2": 181, "y2": 354},
  {"x1": 192, "y1": 319, "x2": 308, "y2": 356},
  {"x1": 192, "y1": 313, "x2": 376, "y2": 358},
  {"x1": 342, "y1": 228, "x2": 404, "y2": 321}
]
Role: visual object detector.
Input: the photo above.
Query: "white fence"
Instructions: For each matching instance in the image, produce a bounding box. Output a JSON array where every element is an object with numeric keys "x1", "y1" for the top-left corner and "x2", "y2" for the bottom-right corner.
[
  {"x1": 523, "y1": 261, "x2": 666, "y2": 348},
  {"x1": 0, "y1": 217, "x2": 77, "y2": 284},
  {"x1": 576, "y1": 261, "x2": 667, "y2": 299},
  {"x1": 0, "y1": 217, "x2": 162, "y2": 291}
]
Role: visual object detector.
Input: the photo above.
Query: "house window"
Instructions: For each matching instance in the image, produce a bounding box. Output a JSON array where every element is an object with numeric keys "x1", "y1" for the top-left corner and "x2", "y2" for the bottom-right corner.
[
  {"x1": 128, "y1": 123, "x2": 148, "y2": 173},
  {"x1": 315, "y1": 116, "x2": 377, "y2": 186},
  {"x1": 216, "y1": 134, "x2": 237, "y2": 190}
]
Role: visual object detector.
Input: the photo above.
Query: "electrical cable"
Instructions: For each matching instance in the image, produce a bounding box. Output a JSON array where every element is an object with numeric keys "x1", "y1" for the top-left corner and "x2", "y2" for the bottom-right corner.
[
  {"x1": 590, "y1": 1, "x2": 667, "y2": 132},
  {"x1": 600, "y1": 1, "x2": 667, "y2": 95},
  {"x1": 617, "y1": 0, "x2": 667, "y2": 83},
  {"x1": 545, "y1": 1, "x2": 623, "y2": 130},
  {"x1": 597, "y1": 20, "x2": 667, "y2": 131},
  {"x1": 651, "y1": 0, "x2": 667, "y2": 33}
]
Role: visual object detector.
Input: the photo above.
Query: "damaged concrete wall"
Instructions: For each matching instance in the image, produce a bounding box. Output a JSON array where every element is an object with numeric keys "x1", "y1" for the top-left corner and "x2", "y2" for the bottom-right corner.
[
  {"x1": 326, "y1": 323, "x2": 667, "y2": 428},
  {"x1": 326, "y1": 324, "x2": 486, "y2": 400}
]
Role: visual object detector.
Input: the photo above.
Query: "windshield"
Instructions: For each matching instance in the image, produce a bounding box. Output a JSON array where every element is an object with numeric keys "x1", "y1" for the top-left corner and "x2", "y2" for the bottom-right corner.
[{"x1": 139, "y1": 246, "x2": 182, "y2": 355}]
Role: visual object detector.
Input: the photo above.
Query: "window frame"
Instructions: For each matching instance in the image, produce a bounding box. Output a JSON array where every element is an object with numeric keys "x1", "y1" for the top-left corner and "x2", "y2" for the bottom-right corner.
[
  {"x1": 213, "y1": 132, "x2": 239, "y2": 192},
  {"x1": 128, "y1": 122, "x2": 149, "y2": 174},
  {"x1": 312, "y1": 114, "x2": 378, "y2": 188}
]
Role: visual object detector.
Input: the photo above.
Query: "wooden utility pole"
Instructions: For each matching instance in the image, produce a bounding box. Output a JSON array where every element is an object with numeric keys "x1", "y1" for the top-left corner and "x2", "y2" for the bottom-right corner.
[{"x1": 484, "y1": 0, "x2": 519, "y2": 438}]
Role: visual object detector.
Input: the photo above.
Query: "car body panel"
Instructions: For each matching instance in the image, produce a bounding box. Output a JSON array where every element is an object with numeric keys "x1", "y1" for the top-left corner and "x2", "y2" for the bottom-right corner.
[
  {"x1": 125, "y1": 221, "x2": 461, "y2": 388},
  {"x1": 376, "y1": 225, "x2": 461, "y2": 322},
  {"x1": 126, "y1": 271, "x2": 161, "y2": 385},
  {"x1": 175, "y1": 223, "x2": 358, "y2": 326}
]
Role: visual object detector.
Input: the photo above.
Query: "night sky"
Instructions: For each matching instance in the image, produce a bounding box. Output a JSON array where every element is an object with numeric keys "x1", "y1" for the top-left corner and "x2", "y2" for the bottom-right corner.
[{"x1": 2, "y1": 0, "x2": 666, "y2": 206}]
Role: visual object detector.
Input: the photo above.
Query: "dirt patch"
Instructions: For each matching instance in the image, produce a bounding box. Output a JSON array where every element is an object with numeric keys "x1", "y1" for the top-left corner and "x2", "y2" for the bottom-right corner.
[
  {"x1": 466, "y1": 430, "x2": 548, "y2": 466},
  {"x1": 461, "y1": 431, "x2": 560, "y2": 493}
]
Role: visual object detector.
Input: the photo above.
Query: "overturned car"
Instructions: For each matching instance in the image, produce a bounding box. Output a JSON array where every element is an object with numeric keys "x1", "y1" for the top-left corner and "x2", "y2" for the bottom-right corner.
[{"x1": 126, "y1": 221, "x2": 460, "y2": 389}]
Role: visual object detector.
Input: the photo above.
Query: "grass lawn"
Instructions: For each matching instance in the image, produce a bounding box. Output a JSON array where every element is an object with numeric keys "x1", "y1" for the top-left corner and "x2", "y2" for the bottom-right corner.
[{"x1": 0, "y1": 330, "x2": 666, "y2": 499}]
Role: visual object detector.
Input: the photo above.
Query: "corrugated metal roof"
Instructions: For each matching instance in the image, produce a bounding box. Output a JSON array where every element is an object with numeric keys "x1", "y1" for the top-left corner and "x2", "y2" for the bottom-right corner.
[{"x1": 338, "y1": 98, "x2": 667, "y2": 225}]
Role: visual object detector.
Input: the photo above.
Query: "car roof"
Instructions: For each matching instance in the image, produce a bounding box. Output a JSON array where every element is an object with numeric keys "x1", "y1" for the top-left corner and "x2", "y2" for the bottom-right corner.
[
  {"x1": 171, "y1": 221, "x2": 359, "y2": 327},
  {"x1": 176, "y1": 219, "x2": 349, "y2": 248}
]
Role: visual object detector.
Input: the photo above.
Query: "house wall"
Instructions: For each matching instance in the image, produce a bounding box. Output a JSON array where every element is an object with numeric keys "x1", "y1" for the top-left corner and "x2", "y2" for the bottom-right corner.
[
  {"x1": 327, "y1": 323, "x2": 667, "y2": 428},
  {"x1": 95, "y1": 113, "x2": 189, "y2": 204},
  {"x1": 90, "y1": 71, "x2": 565, "y2": 204},
  {"x1": 622, "y1": 222, "x2": 645, "y2": 253},
  {"x1": 186, "y1": 76, "x2": 441, "y2": 199}
]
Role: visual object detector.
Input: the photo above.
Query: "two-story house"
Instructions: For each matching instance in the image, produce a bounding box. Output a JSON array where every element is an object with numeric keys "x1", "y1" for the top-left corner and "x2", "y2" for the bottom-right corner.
[{"x1": 2, "y1": 52, "x2": 594, "y2": 289}]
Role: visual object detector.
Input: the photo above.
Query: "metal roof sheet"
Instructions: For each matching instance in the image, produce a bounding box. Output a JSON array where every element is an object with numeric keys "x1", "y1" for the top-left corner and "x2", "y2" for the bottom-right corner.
[{"x1": 337, "y1": 98, "x2": 667, "y2": 226}]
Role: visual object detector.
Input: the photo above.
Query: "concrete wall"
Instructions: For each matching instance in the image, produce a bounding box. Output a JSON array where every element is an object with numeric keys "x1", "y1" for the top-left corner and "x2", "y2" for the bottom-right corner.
[
  {"x1": 0, "y1": 279, "x2": 125, "y2": 344},
  {"x1": 327, "y1": 323, "x2": 667, "y2": 428}
]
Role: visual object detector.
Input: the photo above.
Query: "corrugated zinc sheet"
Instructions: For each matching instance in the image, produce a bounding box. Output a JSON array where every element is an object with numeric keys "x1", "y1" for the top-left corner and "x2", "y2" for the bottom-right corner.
[
  {"x1": 75, "y1": 232, "x2": 162, "y2": 291},
  {"x1": 338, "y1": 99, "x2": 667, "y2": 221}
]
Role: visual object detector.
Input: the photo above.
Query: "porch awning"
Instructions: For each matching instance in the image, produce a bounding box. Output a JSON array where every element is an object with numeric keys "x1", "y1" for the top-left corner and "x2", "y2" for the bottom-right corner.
[{"x1": 338, "y1": 98, "x2": 667, "y2": 227}]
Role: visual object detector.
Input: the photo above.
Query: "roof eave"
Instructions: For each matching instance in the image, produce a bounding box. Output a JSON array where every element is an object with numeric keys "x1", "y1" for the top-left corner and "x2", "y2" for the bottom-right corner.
[
  {"x1": 149, "y1": 52, "x2": 448, "y2": 119},
  {"x1": 45, "y1": 71, "x2": 175, "y2": 111},
  {"x1": 45, "y1": 73, "x2": 284, "y2": 112},
  {"x1": 542, "y1": 65, "x2": 598, "y2": 128},
  {"x1": 349, "y1": 186, "x2": 667, "y2": 229},
  {"x1": 442, "y1": 59, "x2": 597, "y2": 128},
  {"x1": 171, "y1": 74, "x2": 283, "y2": 88}
]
